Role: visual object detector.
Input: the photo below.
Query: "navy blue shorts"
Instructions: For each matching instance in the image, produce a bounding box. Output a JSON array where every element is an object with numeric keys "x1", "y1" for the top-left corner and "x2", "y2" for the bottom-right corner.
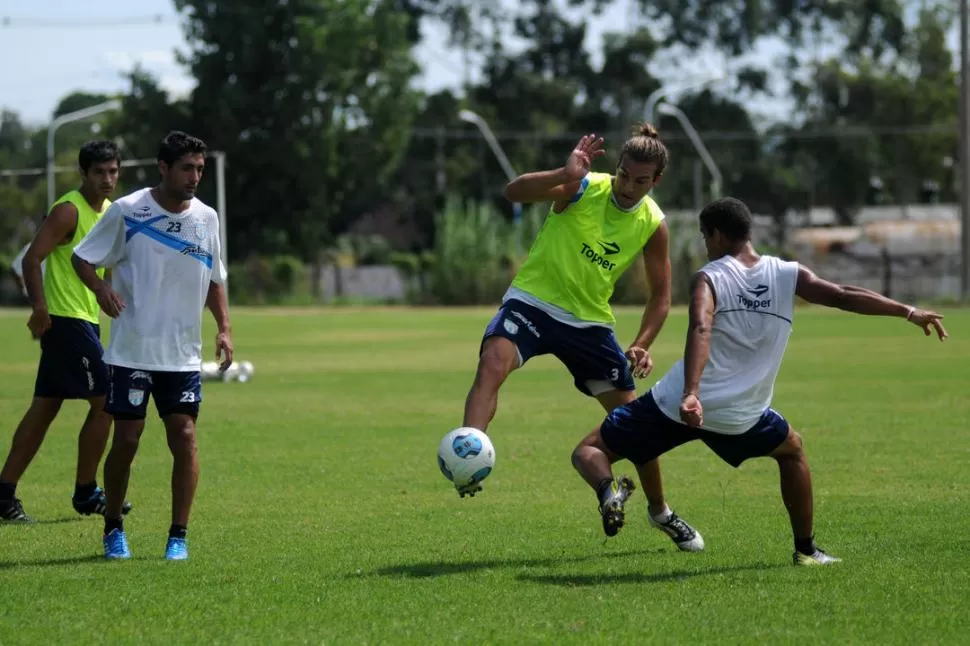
[
  {"x1": 105, "y1": 365, "x2": 202, "y2": 420},
  {"x1": 600, "y1": 392, "x2": 790, "y2": 468},
  {"x1": 34, "y1": 315, "x2": 107, "y2": 400},
  {"x1": 481, "y1": 298, "x2": 635, "y2": 396}
]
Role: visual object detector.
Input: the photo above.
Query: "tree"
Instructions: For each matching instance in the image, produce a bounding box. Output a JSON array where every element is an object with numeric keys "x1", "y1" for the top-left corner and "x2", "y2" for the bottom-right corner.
[
  {"x1": 174, "y1": 0, "x2": 421, "y2": 259},
  {"x1": 782, "y1": 4, "x2": 959, "y2": 219}
]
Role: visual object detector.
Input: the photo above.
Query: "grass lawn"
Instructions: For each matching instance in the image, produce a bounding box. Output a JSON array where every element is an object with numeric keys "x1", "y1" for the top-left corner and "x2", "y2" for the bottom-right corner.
[{"x1": 0, "y1": 305, "x2": 967, "y2": 645}]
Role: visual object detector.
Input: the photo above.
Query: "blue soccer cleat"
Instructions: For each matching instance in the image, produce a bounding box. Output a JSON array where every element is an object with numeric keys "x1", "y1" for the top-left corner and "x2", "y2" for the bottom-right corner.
[
  {"x1": 103, "y1": 528, "x2": 131, "y2": 560},
  {"x1": 165, "y1": 537, "x2": 188, "y2": 561}
]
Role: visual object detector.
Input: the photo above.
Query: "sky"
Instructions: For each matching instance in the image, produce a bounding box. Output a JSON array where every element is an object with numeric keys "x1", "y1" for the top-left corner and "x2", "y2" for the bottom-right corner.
[{"x1": 0, "y1": 0, "x2": 959, "y2": 129}]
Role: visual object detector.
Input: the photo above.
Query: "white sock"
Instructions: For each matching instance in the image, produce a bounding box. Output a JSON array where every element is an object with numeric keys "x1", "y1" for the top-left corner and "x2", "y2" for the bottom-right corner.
[{"x1": 650, "y1": 504, "x2": 673, "y2": 523}]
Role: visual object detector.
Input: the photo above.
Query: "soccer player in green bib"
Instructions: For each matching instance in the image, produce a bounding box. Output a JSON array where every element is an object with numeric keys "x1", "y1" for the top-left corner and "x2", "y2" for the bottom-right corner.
[
  {"x1": 0, "y1": 141, "x2": 131, "y2": 522},
  {"x1": 462, "y1": 125, "x2": 703, "y2": 551}
]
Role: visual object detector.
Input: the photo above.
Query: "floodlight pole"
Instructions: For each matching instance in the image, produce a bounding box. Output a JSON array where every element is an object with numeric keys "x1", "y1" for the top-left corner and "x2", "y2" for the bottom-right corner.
[
  {"x1": 656, "y1": 102, "x2": 723, "y2": 199},
  {"x1": 458, "y1": 109, "x2": 522, "y2": 222},
  {"x1": 960, "y1": 0, "x2": 970, "y2": 299},
  {"x1": 212, "y1": 151, "x2": 228, "y2": 278},
  {"x1": 47, "y1": 99, "x2": 122, "y2": 208},
  {"x1": 644, "y1": 73, "x2": 725, "y2": 126}
]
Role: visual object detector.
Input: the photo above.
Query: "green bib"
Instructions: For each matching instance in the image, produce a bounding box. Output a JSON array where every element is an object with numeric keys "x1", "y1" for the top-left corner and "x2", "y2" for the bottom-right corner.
[
  {"x1": 510, "y1": 172, "x2": 664, "y2": 324},
  {"x1": 44, "y1": 190, "x2": 108, "y2": 323}
]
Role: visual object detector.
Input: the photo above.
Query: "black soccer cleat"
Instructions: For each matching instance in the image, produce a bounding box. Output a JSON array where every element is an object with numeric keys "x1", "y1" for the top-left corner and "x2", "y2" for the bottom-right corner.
[
  {"x1": 456, "y1": 482, "x2": 483, "y2": 498},
  {"x1": 598, "y1": 475, "x2": 635, "y2": 537},
  {"x1": 0, "y1": 497, "x2": 32, "y2": 523},
  {"x1": 72, "y1": 487, "x2": 133, "y2": 517}
]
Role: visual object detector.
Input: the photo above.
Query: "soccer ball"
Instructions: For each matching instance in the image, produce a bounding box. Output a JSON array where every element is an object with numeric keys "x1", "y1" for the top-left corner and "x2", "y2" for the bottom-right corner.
[{"x1": 437, "y1": 427, "x2": 496, "y2": 488}]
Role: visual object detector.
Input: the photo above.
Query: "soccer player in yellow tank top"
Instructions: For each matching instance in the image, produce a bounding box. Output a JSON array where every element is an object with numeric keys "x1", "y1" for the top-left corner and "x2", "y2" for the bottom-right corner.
[
  {"x1": 0, "y1": 141, "x2": 131, "y2": 522},
  {"x1": 461, "y1": 125, "x2": 704, "y2": 551}
]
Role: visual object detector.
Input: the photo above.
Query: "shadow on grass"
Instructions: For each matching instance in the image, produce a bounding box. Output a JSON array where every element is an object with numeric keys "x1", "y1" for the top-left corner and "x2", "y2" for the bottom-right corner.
[
  {"x1": 0, "y1": 554, "x2": 104, "y2": 570},
  {"x1": 0, "y1": 516, "x2": 83, "y2": 526},
  {"x1": 362, "y1": 549, "x2": 668, "y2": 579},
  {"x1": 517, "y1": 562, "x2": 789, "y2": 586}
]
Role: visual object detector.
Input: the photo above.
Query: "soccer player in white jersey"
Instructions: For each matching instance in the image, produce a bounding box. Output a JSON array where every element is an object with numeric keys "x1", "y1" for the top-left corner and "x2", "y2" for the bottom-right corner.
[
  {"x1": 71, "y1": 131, "x2": 233, "y2": 561},
  {"x1": 571, "y1": 197, "x2": 947, "y2": 565}
]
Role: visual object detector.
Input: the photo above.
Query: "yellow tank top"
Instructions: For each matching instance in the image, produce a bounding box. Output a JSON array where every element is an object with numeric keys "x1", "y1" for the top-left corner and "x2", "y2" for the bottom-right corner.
[
  {"x1": 44, "y1": 190, "x2": 108, "y2": 323},
  {"x1": 510, "y1": 172, "x2": 665, "y2": 324}
]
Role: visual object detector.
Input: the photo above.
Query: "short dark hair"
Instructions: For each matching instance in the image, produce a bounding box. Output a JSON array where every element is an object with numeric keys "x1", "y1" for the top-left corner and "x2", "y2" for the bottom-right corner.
[
  {"x1": 157, "y1": 130, "x2": 207, "y2": 166},
  {"x1": 78, "y1": 140, "x2": 121, "y2": 172},
  {"x1": 699, "y1": 197, "x2": 753, "y2": 242}
]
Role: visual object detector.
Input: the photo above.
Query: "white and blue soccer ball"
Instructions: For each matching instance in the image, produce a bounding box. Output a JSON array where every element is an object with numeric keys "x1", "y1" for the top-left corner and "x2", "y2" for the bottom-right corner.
[{"x1": 437, "y1": 427, "x2": 496, "y2": 488}]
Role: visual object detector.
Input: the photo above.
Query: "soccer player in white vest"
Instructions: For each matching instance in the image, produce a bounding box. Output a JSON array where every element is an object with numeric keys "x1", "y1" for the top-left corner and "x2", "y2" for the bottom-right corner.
[
  {"x1": 72, "y1": 131, "x2": 233, "y2": 561},
  {"x1": 571, "y1": 197, "x2": 947, "y2": 564}
]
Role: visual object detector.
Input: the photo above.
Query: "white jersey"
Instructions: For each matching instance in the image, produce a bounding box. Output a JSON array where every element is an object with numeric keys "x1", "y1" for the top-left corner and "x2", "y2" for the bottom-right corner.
[
  {"x1": 73, "y1": 187, "x2": 226, "y2": 371},
  {"x1": 652, "y1": 254, "x2": 799, "y2": 434}
]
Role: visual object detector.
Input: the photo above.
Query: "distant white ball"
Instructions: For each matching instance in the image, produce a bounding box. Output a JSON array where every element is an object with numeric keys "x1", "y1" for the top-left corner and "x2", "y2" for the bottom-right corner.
[{"x1": 437, "y1": 427, "x2": 496, "y2": 487}]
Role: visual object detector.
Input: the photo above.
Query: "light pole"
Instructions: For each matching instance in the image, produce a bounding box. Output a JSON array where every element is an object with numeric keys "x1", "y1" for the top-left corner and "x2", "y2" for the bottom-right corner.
[
  {"x1": 656, "y1": 102, "x2": 723, "y2": 200},
  {"x1": 47, "y1": 99, "x2": 122, "y2": 208},
  {"x1": 644, "y1": 73, "x2": 725, "y2": 127},
  {"x1": 960, "y1": 0, "x2": 970, "y2": 299},
  {"x1": 458, "y1": 109, "x2": 522, "y2": 222}
]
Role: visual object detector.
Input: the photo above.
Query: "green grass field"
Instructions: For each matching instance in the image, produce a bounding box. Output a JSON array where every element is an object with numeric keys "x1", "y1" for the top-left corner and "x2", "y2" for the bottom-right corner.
[{"x1": 0, "y1": 305, "x2": 967, "y2": 645}]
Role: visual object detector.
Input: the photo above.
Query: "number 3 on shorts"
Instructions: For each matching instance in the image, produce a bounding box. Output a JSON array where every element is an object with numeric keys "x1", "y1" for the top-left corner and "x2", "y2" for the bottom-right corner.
[{"x1": 610, "y1": 368, "x2": 620, "y2": 381}]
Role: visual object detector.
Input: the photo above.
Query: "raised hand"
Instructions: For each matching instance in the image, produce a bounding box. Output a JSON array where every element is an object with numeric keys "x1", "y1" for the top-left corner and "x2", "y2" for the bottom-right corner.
[{"x1": 564, "y1": 134, "x2": 605, "y2": 181}]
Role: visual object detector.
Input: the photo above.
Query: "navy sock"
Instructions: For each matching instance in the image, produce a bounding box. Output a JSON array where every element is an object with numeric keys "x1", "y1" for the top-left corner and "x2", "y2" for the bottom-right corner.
[
  {"x1": 0, "y1": 481, "x2": 15, "y2": 502},
  {"x1": 595, "y1": 478, "x2": 614, "y2": 505},
  {"x1": 169, "y1": 524, "x2": 187, "y2": 539},
  {"x1": 104, "y1": 516, "x2": 123, "y2": 534},
  {"x1": 74, "y1": 481, "x2": 98, "y2": 501},
  {"x1": 795, "y1": 535, "x2": 816, "y2": 556}
]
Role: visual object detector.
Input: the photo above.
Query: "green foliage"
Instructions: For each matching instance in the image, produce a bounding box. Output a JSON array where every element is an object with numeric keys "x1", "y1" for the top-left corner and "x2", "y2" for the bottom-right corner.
[
  {"x1": 0, "y1": 0, "x2": 964, "y2": 275},
  {"x1": 227, "y1": 254, "x2": 308, "y2": 305},
  {"x1": 329, "y1": 234, "x2": 395, "y2": 267},
  {"x1": 426, "y1": 196, "x2": 521, "y2": 305},
  {"x1": 173, "y1": 0, "x2": 421, "y2": 258}
]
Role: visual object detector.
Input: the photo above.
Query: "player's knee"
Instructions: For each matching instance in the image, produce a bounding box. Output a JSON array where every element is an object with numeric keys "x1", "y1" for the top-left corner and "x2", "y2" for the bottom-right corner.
[
  {"x1": 30, "y1": 397, "x2": 63, "y2": 417},
  {"x1": 113, "y1": 425, "x2": 142, "y2": 453},
  {"x1": 572, "y1": 427, "x2": 605, "y2": 466},
  {"x1": 570, "y1": 443, "x2": 590, "y2": 471},
  {"x1": 774, "y1": 429, "x2": 804, "y2": 460},
  {"x1": 477, "y1": 341, "x2": 517, "y2": 385},
  {"x1": 165, "y1": 419, "x2": 197, "y2": 455}
]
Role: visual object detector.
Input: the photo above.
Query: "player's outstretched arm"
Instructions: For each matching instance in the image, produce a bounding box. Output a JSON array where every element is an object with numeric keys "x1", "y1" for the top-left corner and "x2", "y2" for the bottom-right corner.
[
  {"x1": 626, "y1": 222, "x2": 672, "y2": 378},
  {"x1": 206, "y1": 281, "x2": 233, "y2": 371},
  {"x1": 502, "y1": 134, "x2": 604, "y2": 211},
  {"x1": 680, "y1": 272, "x2": 716, "y2": 427},
  {"x1": 795, "y1": 265, "x2": 947, "y2": 340}
]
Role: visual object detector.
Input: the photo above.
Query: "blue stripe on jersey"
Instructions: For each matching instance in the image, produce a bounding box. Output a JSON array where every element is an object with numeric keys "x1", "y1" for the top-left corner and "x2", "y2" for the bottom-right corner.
[
  {"x1": 124, "y1": 216, "x2": 213, "y2": 269},
  {"x1": 125, "y1": 215, "x2": 167, "y2": 241},
  {"x1": 569, "y1": 175, "x2": 590, "y2": 204}
]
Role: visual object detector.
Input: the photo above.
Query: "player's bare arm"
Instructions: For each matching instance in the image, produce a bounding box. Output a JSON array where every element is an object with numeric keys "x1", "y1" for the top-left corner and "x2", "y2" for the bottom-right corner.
[
  {"x1": 503, "y1": 134, "x2": 605, "y2": 212},
  {"x1": 24, "y1": 203, "x2": 78, "y2": 339},
  {"x1": 795, "y1": 265, "x2": 947, "y2": 340},
  {"x1": 10, "y1": 268, "x2": 25, "y2": 294},
  {"x1": 206, "y1": 281, "x2": 233, "y2": 371},
  {"x1": 70, "y1": 253, "x2": 125, "y2": 318},
  {"x1": 680, "y1": 272, "x2": 716, "y2": 427},
  {"x1": 626, "y1": 221, "x2": 672, "y2": 379}
]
